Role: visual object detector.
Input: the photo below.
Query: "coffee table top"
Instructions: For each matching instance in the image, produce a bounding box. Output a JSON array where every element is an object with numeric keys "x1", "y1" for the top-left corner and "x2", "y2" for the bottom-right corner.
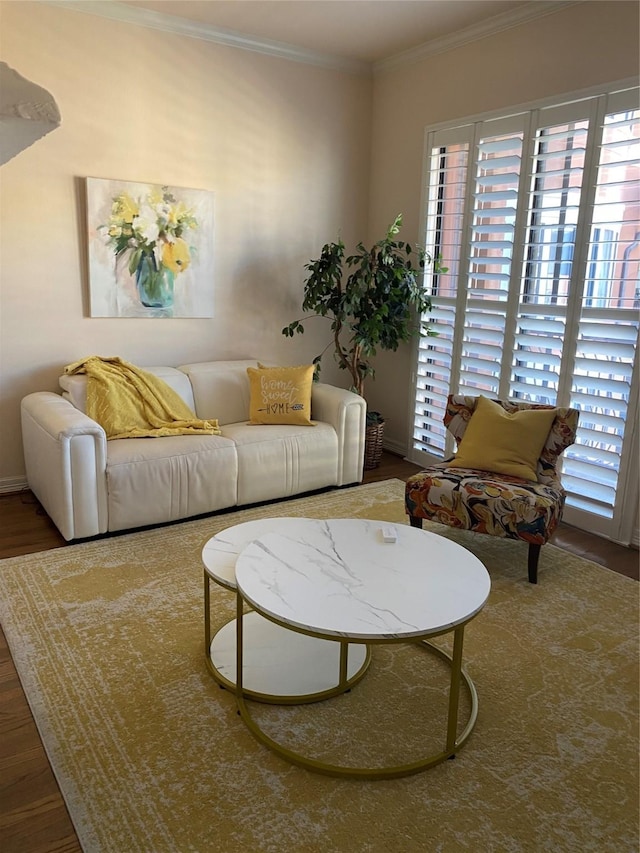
[
  {"x1": 202, "y1": 517, "x2": 320, "y2": 590},
  {"x1": 234, "y1": 518, "x2": 490, "y2": 641}
]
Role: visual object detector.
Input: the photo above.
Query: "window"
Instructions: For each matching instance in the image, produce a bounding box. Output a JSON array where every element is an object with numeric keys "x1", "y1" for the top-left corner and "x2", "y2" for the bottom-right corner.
[{"x1": 411, "y1": 83, "x2": 639, "y2": 544}]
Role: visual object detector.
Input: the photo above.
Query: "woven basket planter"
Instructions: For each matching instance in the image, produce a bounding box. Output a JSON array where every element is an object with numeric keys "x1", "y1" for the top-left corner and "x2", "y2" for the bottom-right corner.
[{"x1": 364, "y1": 420, "x2": 385, "y2": 470}]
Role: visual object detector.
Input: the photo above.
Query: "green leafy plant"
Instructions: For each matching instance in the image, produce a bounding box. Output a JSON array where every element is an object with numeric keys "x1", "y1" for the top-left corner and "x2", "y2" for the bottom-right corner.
[{"x1": 283, "y1": 214, "x2": 443, "y2": 423}]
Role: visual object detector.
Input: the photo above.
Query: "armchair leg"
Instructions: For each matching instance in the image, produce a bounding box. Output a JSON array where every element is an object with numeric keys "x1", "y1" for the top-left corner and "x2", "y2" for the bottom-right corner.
[
  {"x1": 528, "y1": 544, "x2": 541, "y2": 584},
  {"x1": 409, "y1": 514, "x2": 542, "y2": 583}
]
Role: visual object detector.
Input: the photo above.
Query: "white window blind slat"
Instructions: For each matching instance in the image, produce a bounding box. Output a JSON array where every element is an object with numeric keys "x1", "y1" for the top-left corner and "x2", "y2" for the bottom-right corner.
[
  {"x1": 461, "y1": 355, "x2": 502, "y2": 374},
  {"x1": 601, "y1": 110, "x2": 638, "y2": 130},
  {"x1": 531, "y1": 126, "x2": 588, "y2": 145},
  {"x1": 469, "y1": 240, "x2": 514, "y2": 251},
  {"x1": 568, "y1": 442, "x2": 622, "y2": 468},
  {"x1": 480, "y1": 137, "x2": 522, "y2": 153},
  {"x1": 572, "y1": 358, "x2": 634, "y2": 382},
  {"x1": 472, "y1": 189, "x2": 518, "y2": 202},
  {"x1": 577, "y1": 340, "x2": 635, "y2": 359},
  {"x1": 415, "y1": 377, "x2": 451, "y2": 398},
  {"x1": 574, "y1": 410, "x2": 626, "y2": 431},
  {"x1": 569, "y1": 391, "x2": 630, "y2": 413},
  {"x1": 576, "y1": 431, "x2": 624, "y2": 456},
  {"x1": 563, "y1": 454, "x2": 621, "y2": 484},
  {"x1": 514, "y1": 333, "x2": 564, "y2": 354},
  {"x1": 413, "y1": 411, "x2": 447, "y2": 434},
  {"x1": 459, "y1": 379, "x2": 500, "y2": 396},
  {"x1": 562, "y1": 476, "x2": 616, "y2": 507},
  {"x1": 508, "y1": 381, "x2": 557, "y2": 402},
  {"x1": 527, "y1": 166, "x2": 585, "y2": 183},
  {"x1": 476, "y1": 173, "x2": 521, "y2": 188},
  {"x1": 475, "y1": 206, "x2": 517, "y2": 219}
]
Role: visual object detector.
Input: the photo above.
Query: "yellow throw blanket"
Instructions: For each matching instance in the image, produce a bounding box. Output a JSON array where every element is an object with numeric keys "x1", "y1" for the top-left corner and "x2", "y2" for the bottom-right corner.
[{"x1": 64, "y1": 356, "x2": 222, "y2": 440}]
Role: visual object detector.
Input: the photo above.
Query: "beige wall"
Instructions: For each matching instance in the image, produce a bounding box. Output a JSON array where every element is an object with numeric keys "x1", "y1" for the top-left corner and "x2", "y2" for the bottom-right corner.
[
  {"x1": 0, "y1": 1, "x2": 372, "y2": 486},
  {"x1": 1, "y1": 1, "x2": 639, "y2": 488},
  {"x1": 367, "y1": 0, "x2": 640, "y2": 453}
]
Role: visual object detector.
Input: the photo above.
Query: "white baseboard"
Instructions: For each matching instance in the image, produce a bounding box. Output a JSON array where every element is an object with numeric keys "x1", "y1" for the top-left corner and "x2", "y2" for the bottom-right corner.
[
  {"x1": 381, "y1": 436, "x2": 409, "y2": 458},
  {"x1": 0, "y1": 475, "x2": 28, "y2": 495}
]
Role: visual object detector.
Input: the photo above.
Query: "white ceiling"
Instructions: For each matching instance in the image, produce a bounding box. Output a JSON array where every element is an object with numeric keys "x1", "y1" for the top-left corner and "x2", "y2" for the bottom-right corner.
[{"x1": 121, "y1": 0, "x2": 569, "y2": 65}]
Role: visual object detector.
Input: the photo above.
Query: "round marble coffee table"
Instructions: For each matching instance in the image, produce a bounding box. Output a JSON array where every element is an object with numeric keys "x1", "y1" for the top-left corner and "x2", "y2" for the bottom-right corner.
[
  {"x1": 202, "y1": 518, "x2": 369, "y2": 703},
  {"x1": 233, "y1": 518, "x2": 491, "y2": 779}
]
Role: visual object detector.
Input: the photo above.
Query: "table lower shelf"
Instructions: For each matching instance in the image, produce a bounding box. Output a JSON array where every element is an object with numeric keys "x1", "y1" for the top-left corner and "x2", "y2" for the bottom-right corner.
[{"x1": 207, "y1": 611, "x2": 370, "y2": 704}]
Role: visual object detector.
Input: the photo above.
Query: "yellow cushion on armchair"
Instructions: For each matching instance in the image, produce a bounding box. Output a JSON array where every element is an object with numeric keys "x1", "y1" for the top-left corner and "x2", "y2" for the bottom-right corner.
[{"x1": 447, "y1": 395, "x2": 557, "y2": 482}]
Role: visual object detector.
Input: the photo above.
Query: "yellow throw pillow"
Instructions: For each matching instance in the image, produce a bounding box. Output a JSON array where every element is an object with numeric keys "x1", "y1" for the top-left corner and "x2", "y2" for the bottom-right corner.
[
  {"x1": 247, "y1": 364, "x2": 315, "y2": 426},
  {"x1": 448, "y1": 395, "x2": 557, "y2": 481}
]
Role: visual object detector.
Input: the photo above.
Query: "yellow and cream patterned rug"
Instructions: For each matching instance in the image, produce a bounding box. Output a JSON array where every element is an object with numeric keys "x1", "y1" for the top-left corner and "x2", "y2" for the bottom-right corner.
[{"x1": 0, "y1": 480, "x2": 638, "y2": 852}]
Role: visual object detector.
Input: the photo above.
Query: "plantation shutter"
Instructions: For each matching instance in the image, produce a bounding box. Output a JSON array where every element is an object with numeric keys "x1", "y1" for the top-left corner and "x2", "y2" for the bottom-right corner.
[{"x1": 411, "y1": 83, "x2": 639, "y2": 544}]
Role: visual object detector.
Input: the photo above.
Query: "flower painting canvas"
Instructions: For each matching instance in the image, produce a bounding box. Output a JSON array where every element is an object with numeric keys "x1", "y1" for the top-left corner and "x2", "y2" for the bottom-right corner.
[{"x1": 86, "y1": 178, "x2": 214, "y2": 317}]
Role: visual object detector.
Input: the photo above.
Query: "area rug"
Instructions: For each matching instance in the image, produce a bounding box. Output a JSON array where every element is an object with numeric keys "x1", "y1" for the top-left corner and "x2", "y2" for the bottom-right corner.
[{"x1": 0, "y1": 480, "x2": 637, "y2": 853}]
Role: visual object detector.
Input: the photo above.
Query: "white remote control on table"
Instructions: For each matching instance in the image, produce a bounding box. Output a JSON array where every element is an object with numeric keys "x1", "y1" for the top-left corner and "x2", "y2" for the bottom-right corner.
[{"x1": 381, "y1": 524, "x2": 397, "y2": 543}]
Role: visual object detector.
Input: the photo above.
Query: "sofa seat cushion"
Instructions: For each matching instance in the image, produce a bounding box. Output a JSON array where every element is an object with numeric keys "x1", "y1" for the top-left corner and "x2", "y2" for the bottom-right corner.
[
  {"x1": 106, "y1": 434, "x2": 237, "y2": 531},
  {"x1": 222, "y1": 422, "x2": 339, "y2": 505}
]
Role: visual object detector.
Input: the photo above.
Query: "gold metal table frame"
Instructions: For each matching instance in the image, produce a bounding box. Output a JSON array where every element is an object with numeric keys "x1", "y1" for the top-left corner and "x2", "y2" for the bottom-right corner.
[{"x1": 233, "y1": 587, "x2": 481, "y2": 781}]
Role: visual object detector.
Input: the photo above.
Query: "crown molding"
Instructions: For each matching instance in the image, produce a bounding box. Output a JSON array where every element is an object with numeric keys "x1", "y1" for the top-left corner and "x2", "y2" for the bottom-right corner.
[
  {"x1": 373, "y1": 1, "x2": 580, "y2": 74},
  {"x1": 44, "y1": 0, "x2": 578, "y2": 77},
  {"x1": 43, "y1": 0, "x2": 370, "y2": 75}
]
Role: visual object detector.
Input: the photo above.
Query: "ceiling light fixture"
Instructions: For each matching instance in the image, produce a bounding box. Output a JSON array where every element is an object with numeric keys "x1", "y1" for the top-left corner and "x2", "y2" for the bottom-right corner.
[{"x1": 0, "y1": 62, "x2": 61, "y2": 166}]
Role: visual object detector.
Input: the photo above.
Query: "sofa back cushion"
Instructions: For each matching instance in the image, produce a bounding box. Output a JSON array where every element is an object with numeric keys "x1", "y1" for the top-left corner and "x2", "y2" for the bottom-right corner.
[
  {"x1": 59, "y1": 366, "x2": 196, "y2": 414},
  {"x1": 178, "y1": 360, "x2": 258, "y2": 424}
]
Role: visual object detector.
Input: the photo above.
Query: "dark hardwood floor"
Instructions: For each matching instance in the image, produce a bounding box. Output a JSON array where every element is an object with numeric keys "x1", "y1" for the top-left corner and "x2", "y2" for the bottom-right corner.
[{"x1": 0, "y1": 453, "x2": 637, "y2": 852}]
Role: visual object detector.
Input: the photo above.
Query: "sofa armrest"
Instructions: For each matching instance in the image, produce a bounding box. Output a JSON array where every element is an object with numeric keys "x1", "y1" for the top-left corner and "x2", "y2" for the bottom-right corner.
[
  {"x1": 21, "y1": 392, "x2": 108, "y2": 541},
  {"x1": 311, "y1": 383, "x2": 366, "y2": 485}
]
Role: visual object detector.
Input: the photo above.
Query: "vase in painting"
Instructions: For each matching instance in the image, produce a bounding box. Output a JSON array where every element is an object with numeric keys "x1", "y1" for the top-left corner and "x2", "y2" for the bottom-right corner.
[{"x1": 135, "y1": 254, "x2": 175, "y2": 309}]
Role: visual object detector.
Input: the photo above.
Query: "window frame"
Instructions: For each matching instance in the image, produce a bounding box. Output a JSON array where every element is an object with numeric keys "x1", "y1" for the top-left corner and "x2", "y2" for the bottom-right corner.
[{"x1": 408, "y1": 77, "x2": 640, "y2": 547}]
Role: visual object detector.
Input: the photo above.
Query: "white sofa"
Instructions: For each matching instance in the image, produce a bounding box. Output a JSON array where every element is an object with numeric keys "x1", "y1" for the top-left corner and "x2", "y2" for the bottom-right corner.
[{"x1": 21, "y1": 359, "x2": 366, "y2": 541}]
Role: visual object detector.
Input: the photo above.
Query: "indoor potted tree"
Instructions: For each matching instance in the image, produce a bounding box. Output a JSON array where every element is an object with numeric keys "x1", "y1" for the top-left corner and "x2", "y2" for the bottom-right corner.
[{"x1": 283, "y1": 214, "x2": 442, "y2": 469}]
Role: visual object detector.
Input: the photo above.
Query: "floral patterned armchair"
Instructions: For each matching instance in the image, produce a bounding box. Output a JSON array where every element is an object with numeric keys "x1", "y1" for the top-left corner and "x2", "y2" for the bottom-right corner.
[{"x1": 405, "y1": 395, "x2": 580, "y2": 583}]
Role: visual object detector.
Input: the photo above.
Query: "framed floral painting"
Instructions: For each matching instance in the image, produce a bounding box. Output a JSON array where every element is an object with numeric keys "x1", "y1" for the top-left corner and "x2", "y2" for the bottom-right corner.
[{"x1": 86, "y1": 177, "x2": 214, "y2": 318}]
